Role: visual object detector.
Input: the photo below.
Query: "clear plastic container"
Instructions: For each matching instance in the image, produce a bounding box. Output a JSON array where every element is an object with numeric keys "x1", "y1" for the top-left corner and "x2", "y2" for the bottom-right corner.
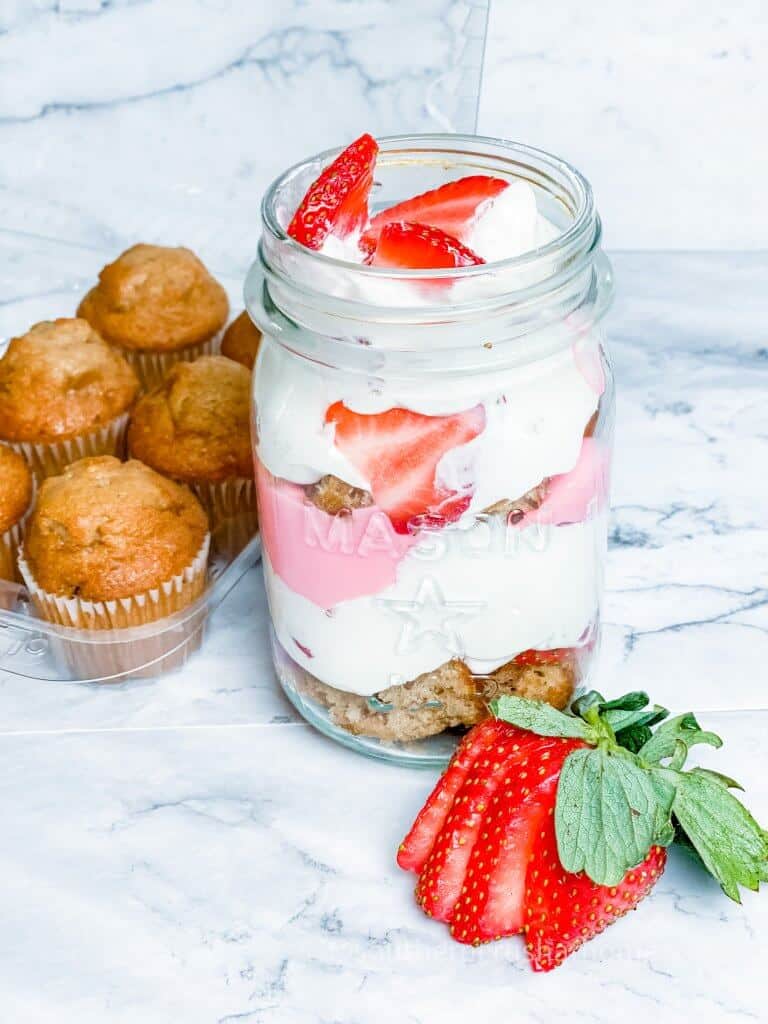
[
  {"x1": 246, "y1": 134, "x2": 615, "y2": 767},
  {"x1": 0, "y1": 536, "x2": 261, "y2": 684},
  {"x1": 0, "y1": 311, "x2": 263, "y2": 685}
]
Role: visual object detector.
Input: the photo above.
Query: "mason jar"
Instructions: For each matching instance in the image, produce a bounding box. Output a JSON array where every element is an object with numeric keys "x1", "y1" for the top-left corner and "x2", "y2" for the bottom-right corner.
[{"x1": 245, "y1": 134, "x2": 614, "y2": 767}]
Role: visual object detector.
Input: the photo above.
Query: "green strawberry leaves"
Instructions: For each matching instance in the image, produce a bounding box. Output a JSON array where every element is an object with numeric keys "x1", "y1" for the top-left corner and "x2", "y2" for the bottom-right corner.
[
  {"x1": 493, "y1": 689, "x2": 767, "y2": 899},
  {"x1": 555, "y1": 746, "x2": 670, "y2": 886},
  {"x1": 639, "y1": 713, "x2": 722, "y2": 764},
  {"x1": 491, "y1": 695, "x2": 589, "y2": 740},
  {"x1": 670, "y1": 768, "x2": 768, "y2": 901}
]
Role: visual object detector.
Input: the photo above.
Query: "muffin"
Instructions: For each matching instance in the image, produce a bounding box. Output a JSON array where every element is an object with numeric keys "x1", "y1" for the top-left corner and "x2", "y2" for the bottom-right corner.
[
  {"x1": 127, "y1": 355, "x2": 256, "y2": 557},
  {"x1": 0, "y1": 318, "x2": 139, "y2": 481},
  {"x1": 78, "y1": 244, "x2": 229, "y2": 390},
  {"x1": 18, "y1": 457, "x2": 210, "y2": 679},
  {"x1": 0, "y1": 444, "x2": 33, "y2": 589},
  {"x1": 221, "y1": 311, "x2": 261, "y2": 370}
]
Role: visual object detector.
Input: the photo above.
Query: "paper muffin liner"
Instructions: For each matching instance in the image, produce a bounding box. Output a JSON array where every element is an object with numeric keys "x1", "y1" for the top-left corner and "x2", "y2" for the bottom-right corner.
[
  {"x1": 0, "y1": 531, "x2": 13, "y2": 584},
  {"x1": 17, "y1": 533, "x2": 211, "y2": 681},
  {"x1": 0, "y1": 466, "x2": 35, "y2": 595},
  {"x1": 0, "y1": 521, "x2": 25, "y2": 609},
  {"x1": 10, "y1": 411, "x2": 131, "y2": 484},
  {"x1": 0, "y1": 518, "x2": 25, "y2": 584},
  {"x1": 123, "y1": 329, "x2": 223, "y2": 392},
  {"x1": 191, "y1": 477, "x2": 258, "y2": 560}
]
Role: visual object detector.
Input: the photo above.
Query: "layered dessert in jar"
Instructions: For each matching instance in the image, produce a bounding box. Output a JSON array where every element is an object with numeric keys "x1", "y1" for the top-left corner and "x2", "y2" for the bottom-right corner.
[{"x1": 248, "y1": 133, "x2": 614, "y2": 759}]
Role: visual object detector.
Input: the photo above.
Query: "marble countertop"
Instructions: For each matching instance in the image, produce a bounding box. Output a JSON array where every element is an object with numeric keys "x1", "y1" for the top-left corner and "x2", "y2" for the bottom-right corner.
[{"x1": 1, "y1": 248, "x2": 766, "y2": 1021}]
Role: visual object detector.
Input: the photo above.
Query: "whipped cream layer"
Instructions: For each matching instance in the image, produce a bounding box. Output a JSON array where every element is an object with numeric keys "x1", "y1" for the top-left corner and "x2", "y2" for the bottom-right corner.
[
  {"x1": 275, "y1": 179, "x2": 565, "y2": 314},
  {"x1": 320, "y1": 180, "x2": 560, "y2": 265},
  {"x1": 258, "y1": 436, "x2": 608, "y2": 696},
  {"x1": 255, "y1": 337, "x2": 601, "y2": 506},
  {"x1": 265, "y1": 509, "x2": 605, "y2": 696}
]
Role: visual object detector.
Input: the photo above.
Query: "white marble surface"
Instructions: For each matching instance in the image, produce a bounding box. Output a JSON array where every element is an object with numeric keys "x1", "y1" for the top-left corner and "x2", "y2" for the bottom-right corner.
[
  {"x1": 0, "y1": 245, "x2": 766, "y2": 1019},
  {"x1": 480, "y1": 2, "x2": 768, "y2": 249},
  {"x1": 0, "y1": 0, "x2": 487, "y2": 271},
  {"x1": 0, "y1": 714, "x2": 765, "y2": 1023},
  {"x1": 2, "y1": 1, "x2": 766, "y2": 251}
]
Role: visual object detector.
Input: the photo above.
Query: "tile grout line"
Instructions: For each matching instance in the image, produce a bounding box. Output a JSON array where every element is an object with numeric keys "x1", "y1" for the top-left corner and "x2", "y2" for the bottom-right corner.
[
  {"x1": 0, "y1": 708, "x2": 765, "y2": 740},
  {"x1": 0, "y1": 721, "x2": 310, "y2": 739}
]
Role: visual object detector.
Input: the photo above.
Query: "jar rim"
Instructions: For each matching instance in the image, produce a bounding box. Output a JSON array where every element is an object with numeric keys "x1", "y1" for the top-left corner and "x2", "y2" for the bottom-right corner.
[
  {"x1": 259, "y1": 132, "x2": 597, "y2": 283},
  {"x1": 246, "y1": 134, "x2": 612, "y2": 373}
]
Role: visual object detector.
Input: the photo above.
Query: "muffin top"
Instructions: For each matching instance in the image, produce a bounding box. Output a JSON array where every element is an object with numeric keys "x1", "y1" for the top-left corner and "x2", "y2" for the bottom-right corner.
[
  {"x1": 24, "y1": 457, "x2": 209, "y2": 602},
  {"x1": 0, "y1": 444, "x2": 33, "y2": 533},
  {"x1": 220, "y1": 311, "x2": 261, "y2": 370},
  {"x1": 0, "y1": 318, "x2": 139, "y2": 443},
  {"x1": 77, "y1": 244, "x2": 229, "y2": 353},
  {"x1": 128, "y1": 355, "x2": 253, "y2": 483}
]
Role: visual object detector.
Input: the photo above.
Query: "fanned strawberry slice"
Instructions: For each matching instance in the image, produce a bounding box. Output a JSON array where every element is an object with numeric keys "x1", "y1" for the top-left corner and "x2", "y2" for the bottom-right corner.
[
  {"x1": 398, "y1": 719, "x2": 523, "y2": 874},
  {"x1": 398, "y1": 688, "x2": 766, "y2": 972},
  {"x1": 524, "y1": 818, "x2": 667, "y2": 972},
  {"x1": 371, "y1": 222, "x2": 484, "y2": 270},
  {"x1": 450, "y1": 738, "x2": 583, "y2": 946},
  {"x1": 415, "y1": 729, "x2": 545, "y2": 922},
  {"x1": 288, "y1": 133, "x2": 378, "y2": 249},
  {"x1": 325, "y1": 402, "x2": 485, "y2": 534},
  {"x1": 362, "y1": 175, "x2": 508, "y2": 249}
]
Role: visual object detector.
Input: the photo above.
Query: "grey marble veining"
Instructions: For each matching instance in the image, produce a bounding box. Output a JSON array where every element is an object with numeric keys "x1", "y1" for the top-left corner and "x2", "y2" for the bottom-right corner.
[
  {"x1": 3, "y1": 2, "x2": 766, "y2": 252},
  {"x1": 479, "y1": 1, "x2": 768, "y2": 249},
  {"x1": 0, "y1": 714, "x2": 765, "y2": 1022},
  {"x1": 0, "y1": 0, "x2": 486, "y2": 271},
  {"x1": 1, "y1": 248, "x2": 766, "y2": 731},
  {"x1": 0, "y1": 245, "x2": 765, "y2": 1017}
]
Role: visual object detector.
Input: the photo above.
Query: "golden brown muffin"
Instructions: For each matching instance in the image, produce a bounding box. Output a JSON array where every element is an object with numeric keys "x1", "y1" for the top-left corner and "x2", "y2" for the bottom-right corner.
[
  {"x1": 0, "y1": 444, "x2": 33, "y2": 536},
  {"x1": 78, "y1": 244, "x2": 229, "y2": 354},
  {"x1": 127, "y1": 356, "x2": 252, "y2": 484},
  {"x1": 221, "y1": 311, "x2": 261, "y2": 370},
  {"x1": 127, "y1": 356, "x2": 257, "y2": 557},
  {"x1": 0, "y1": 318, "x2": 139, "y2": 445},
  {"x1": 23, "y1": 456, "x2": 209, "y2": 603},
  {"x1": 0, "y1": 444, "x2": 33, "y2": 583}
]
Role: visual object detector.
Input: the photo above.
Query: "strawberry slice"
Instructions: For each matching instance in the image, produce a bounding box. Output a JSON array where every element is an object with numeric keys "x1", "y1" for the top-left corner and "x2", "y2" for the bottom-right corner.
[
  {"x1": 362, "y1": 175, "x2": 508, "y2": 249},
  {"x1": 513, "y1": 647, "x2": 576, "y2": 668},
  {"x1": 450, "y1": 737, "x2": 583, "y2": 946},
  {"x1": 415, "y1": 728, "x2": 545, "y2": 922},
  {"x1": 371, "y1": 222, "x2": 484, "y2": 270},
  {"x1": 325, "y1": 402, "x2": 485, "y2": 534},
  {"x1": 398, "y1": 719, "x2": 522, "y2": 874},
  {"x1": 288, "y1": 133, "x2": 378, "y2": 249},
  {"x1": 524, "y1": 819, "x2": 667, "y2": 972}
]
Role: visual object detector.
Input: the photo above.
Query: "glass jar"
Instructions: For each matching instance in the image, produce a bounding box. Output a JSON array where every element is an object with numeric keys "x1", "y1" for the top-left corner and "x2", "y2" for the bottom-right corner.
[{"x1": 245, "y1": 134, "x2": 614, "y2": 767}]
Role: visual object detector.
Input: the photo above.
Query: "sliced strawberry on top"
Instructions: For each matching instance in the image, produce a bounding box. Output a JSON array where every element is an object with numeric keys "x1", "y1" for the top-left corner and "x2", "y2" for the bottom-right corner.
[
  {"x1": 450, "y1": 737, "x2": 584, "y2": 946},
  {"x1": 371, "y1": 221, "x2": 484, "y2": 270},
  {"x1": 415, "y1": 729, "x2": 546, "y2": 922},
  {"x1": 325, "y1": 402, "x2": 485, "y2": 534},
  {"x1": 362, "y1": 175, "x2": 508, "y2": 249},
  {"x1": 398, "y1": 719, "x2": 524, "y2": 874},
  {"x1": 287, "y1": 133, "x2": 378, "y2": 250},
  {"x1": 524, "y1": 816, "x2": 667, "y2": 972}
]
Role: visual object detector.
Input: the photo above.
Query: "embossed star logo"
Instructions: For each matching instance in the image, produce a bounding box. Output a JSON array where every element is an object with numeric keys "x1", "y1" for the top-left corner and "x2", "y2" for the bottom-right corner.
[{"x1": 376, "y1": 577, "x2": 485, "y2": 656}]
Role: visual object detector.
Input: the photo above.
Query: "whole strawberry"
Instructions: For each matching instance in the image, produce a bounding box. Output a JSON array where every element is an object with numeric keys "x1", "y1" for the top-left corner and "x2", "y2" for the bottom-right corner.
[{"x1": 398, "y1": 690, "x2": 768, "y2": 972}]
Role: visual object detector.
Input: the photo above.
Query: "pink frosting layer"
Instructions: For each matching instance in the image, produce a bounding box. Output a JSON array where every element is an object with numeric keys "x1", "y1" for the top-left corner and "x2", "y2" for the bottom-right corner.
[
  {"x1": 526, "y1": 436, "x2": 609, "y2": 527},
  {"x1": 256, "y1": 459, "x2": 418, "y2": 607},
  {"x1": 256, "y1": 437, "x2": 609, "y2": 609}
]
